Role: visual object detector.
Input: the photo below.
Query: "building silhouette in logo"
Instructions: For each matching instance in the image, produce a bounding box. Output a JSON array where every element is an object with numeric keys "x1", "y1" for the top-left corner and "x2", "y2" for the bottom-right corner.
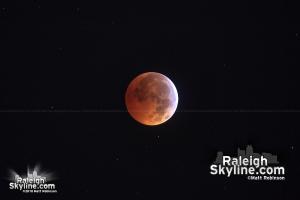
[
  {"x1": 15, "y1": 170, "x2": 47, "y2": 182},
  {"x1": 214, "y1": 145, "x2": 279, "y2": 164},
  {"x1": 27, "y1": 170, "x2": 46, "y2": 181}
]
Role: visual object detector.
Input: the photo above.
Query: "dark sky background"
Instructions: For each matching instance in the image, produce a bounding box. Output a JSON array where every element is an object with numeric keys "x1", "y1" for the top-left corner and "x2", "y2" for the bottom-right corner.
[{"x1": 0, "y1": 1, "x2": 299, "y2": 199}]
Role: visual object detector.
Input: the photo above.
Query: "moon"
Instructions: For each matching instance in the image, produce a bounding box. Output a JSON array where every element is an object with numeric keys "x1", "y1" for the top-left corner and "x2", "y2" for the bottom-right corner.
[{"x1": 125, "y1": 72, "x2": 178, "y2": 126}]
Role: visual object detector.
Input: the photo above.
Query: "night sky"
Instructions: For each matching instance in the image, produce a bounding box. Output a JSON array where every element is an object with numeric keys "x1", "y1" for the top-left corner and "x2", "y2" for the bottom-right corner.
[{"x1": 0, "y1": 1, "x2": 299, "y2": 199}]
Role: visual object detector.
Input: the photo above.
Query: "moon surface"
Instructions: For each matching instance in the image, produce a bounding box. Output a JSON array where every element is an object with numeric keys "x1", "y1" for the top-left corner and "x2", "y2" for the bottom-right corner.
[{"x1": 125, "y1": 72, "x2": 178, "y2": 126}]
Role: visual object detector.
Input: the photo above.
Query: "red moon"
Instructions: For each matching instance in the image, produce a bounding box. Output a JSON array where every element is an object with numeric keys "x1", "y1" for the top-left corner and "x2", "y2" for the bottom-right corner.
[{"x1": 125, "y1": 72, "x2": 178, "y2": 126}]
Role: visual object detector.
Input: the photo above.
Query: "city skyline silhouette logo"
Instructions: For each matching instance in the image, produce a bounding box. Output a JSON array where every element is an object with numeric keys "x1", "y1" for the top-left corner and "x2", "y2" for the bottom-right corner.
[
  {"x1": 8, "y1": 164, "x2": 58, "y2": 193},
  {"x1": 210, "y1": 145, "x2": 285, "y2": 181},
  {"x1": 214, "y1": 145, "x2": 279, "y2": 165}
]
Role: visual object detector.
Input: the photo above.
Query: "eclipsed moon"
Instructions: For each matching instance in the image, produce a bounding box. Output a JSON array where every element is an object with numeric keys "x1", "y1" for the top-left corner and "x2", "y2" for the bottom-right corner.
[{"x1": 125, "y1": 72, "x2": 178, "y2": 126}]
